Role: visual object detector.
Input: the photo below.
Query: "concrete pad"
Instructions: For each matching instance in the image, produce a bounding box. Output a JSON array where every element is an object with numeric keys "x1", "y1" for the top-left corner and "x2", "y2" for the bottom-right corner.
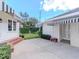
[{"x1": 11, "y1": 38, "x2": 79, "y2": 59}]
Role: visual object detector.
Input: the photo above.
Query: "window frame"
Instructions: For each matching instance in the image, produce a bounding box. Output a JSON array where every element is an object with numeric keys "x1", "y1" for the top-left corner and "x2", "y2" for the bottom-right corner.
[
  {"x1": 13, "y1": 21, "x2": 16, "y2": 31},
  {"x1": 8, "y1": 20, "x2": 12, "y2": 31}
]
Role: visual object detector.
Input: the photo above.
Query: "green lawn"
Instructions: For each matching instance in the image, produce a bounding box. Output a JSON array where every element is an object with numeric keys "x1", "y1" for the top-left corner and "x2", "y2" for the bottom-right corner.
[{"x1": 22, "y1": 33, "x2": 40, "y2": 39}]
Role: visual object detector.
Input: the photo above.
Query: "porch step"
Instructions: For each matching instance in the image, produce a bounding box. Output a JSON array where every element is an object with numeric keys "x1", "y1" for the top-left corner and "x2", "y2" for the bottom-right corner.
[
  {"x1": 7, "y1": 37, "x2": 23, "y2": 52},
  {"x1": 8, "y1": 37, "x2": 23, "y2": 45}
]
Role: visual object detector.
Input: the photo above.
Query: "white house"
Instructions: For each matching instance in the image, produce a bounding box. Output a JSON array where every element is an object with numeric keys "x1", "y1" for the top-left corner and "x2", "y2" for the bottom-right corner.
[
  {"x1": 0, "y1": 0, "x2": 22, "y2": 43},
  {"x1": 43, "y1": 8, "x2": 79, "y2": 47}
]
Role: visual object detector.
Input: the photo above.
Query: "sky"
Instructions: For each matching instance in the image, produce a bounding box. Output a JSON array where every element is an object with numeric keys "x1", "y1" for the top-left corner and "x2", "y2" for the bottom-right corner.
[{"x1": 5, "y1": 0, "x2": 79, "y2": 22}]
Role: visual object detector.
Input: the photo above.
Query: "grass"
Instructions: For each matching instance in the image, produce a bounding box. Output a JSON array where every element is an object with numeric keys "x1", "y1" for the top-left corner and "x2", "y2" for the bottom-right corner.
[{"x1": 22, "y1": 33, "x2": 40, "y2": 39}]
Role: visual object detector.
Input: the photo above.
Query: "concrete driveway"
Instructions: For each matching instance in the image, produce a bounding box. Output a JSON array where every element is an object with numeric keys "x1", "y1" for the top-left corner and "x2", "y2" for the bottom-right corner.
[{"x1": 11, "y1": 38, "x2": 79, "y2": 59}]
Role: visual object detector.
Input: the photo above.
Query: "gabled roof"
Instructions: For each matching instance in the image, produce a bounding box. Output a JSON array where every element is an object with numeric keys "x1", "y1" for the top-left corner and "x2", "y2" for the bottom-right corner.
[
  {"x1": 44, "y1": 7, "x2": 79, "y2": 25},
  {"x1": 53, "y1": 8, "x2": 79, "y2": 19}
]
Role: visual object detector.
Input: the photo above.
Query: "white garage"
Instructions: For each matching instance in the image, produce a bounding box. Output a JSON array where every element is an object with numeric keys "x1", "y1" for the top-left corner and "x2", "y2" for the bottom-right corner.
[{"x1": 43, "y1": 8, "x2": 79, "y2": 47}]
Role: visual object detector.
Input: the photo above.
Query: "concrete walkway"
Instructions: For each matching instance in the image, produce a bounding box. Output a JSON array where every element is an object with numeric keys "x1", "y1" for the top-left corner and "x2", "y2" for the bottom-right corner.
[{"x1": 11, "y1": 38, "x2": 79, "y2": 59}]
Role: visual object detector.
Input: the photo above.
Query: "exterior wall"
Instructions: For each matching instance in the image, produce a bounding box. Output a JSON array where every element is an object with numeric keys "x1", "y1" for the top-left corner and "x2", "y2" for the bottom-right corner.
[
  {"x1": 43, "y1": 23, "x2": 53, "y2": 36},
  {"x1": 43, "y1": 23, "x2": 60, "y2": 42},
  {"x1": 0, "y1": 22, "x2": 2, "y2": 39},
  {"x1": 60, "y1": 24, "x2": 70, "y2": 40},
  {"x1": 70, "y1": 23, "x2": 79, "y2": 47},
  {"x1": 43, "y1": 7, "x2": 79, "y2": 47},
  {"x1": 0, "y1": 0, "x2": 3, "y2": 40},
  {"x1": 0, "y1": 0, "x2": 3, "y2": 11},
  {"x1": 0, "y1": 11, "x2": 20, "y2": 43},
  {"x1": 43, "y1": 22, "x2": 79, "y2": 47},
  {"x1": 51, "y1": 24, "x2": 60, "y2": 42}
]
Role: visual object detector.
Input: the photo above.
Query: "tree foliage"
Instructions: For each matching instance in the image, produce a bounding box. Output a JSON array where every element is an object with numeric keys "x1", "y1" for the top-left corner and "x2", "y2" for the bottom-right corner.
[
  {"x1": 20, "y1": 12, "x2": 29, "y2": 21},
  {"x1": 20, "y1": 12, "x2": 39, "y2": 33}
]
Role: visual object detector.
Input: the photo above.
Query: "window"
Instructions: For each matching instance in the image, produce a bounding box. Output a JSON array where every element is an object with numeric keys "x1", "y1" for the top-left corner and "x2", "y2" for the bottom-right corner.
[
  {"x1": 8, "y1": 20, "x2": 12, "y2": 31},
  {"x1": 2, "y1": 2, "x2": 4, "y2": 11},
  {"x1": 13, "y1": 21, "x2": 16, "y2": 31}
]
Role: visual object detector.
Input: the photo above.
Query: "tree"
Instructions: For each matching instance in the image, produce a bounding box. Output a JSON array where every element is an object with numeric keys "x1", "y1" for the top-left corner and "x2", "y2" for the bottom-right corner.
[
  {"x1": 29, "y1": 17, "x2": 38, "y2": 27},
  {"x1": 20, "y1": 12, "x2": 29, "y2": 21},
  {"x1": 20, "y1": 12, "x2": 39, "y2": 33},
  {"x1": 24, "y1": 17, "x2": 38, "y2": 33},
  {"x1": 20, "y1": 12, "x2": 29, "y2": 28}
]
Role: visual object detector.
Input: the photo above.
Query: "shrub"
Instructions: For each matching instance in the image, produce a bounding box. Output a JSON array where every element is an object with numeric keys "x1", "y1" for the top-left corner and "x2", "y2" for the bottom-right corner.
[
  {"x1": 20, "y1": 35, "x2": 24, "y2": 38},
  {"x1": 30, "y1": 27, "x2": 39, "y2": 33},
  {"x1": 0, "y1": 44, "x2": 11, "y2": 59},
  {"x1": 20, "y1": 28, "x2": 29, "y2": 34},
  {"x1": 39, "y1": 26, "x2": 42, "y2": 37},
  {"x1": 20, "y1": 27, "x2": 39, "y2": 34},
  {"x1": 41, "y1": 34, "x2": 51, "y2": 40}
]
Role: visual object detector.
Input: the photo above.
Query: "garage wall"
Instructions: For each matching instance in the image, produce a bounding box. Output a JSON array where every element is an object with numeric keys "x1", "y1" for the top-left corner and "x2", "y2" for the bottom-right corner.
[
  {"x1": 70, "y1": 23, "x2": 79, "y2": 47},
  {"x1": 43, "y1": 23, "x2": 53, "y2": 36},
  {"x1": 43, "y1": 23, "x2": 60, "y2": 42},
  {"x1": 52, "y1": 24, "x2": 60, "y2": 42},
  {"x1": 60, "y1": 24, "x2": 70, "y2": 40}
]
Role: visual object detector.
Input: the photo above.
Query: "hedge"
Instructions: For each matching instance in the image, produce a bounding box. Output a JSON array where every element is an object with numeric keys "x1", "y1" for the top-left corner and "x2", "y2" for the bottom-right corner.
[
  {"x1": 20, "y1": 27, "x2": 39, "y2": 34},
  {"x1": 0, "y1": 44, "x2": 11, "y2": 59},
  {"x1": 41, "y1": 34, "x2": 51, "y2": 40},
  {"x1": 38, "y1": 26, "x2": 42, "y2": 37},
  {"x1": 20, "y1": 28, "x2": 29, "y2": 33}
]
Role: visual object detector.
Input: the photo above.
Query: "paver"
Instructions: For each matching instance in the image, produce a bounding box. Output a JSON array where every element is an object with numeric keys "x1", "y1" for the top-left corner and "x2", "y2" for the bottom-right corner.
[{"x1": 11, "y1": 38, "x2": 79, "y2": 59}]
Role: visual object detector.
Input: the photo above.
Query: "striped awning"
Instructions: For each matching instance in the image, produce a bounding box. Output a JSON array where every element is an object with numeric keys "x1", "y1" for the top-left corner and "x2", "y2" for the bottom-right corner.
[
  {"x1": 47, "y1": 17, "x2": 79, "y2": 26},
  {"x1": 57, "y1": 17, "x2": 79, "y2": 24}
]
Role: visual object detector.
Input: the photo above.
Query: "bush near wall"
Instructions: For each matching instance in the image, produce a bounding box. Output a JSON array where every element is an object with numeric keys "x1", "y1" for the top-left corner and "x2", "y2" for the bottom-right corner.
[
  {"x1": 20, "y1": 27, "x2": 39, "y2": 34},
  {"x1": 30, "y1": 27, "x2": 39, "y2": 33},
  {"x1": 41, "y1": 34, "x2": 51, "y2": 40},
  {"x1": 0, "y1": 44, "x2": 11, "y2": 59},
  {"x1": 20, "y1": 28, "x2": 29, "y2": 34},
  {"x1": 38, "y1": 26, "x2": 42, "y2": 37}
]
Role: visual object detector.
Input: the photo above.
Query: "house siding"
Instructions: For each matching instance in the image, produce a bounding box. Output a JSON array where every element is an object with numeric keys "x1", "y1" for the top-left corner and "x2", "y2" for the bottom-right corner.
[
  {"x1": 0, "y1": 11, "x2": 20, "y2": 43},
  {"x1": 43, "y1": 8, "x2": 79, "y2": 47},
  {"x1": 43, "y1": 23, "x2": 60, "y2": 42},
  {"x1": 70, "y1": 23, "x2": 79, "y2": 47},
  {"x1": 0, "y1": 0, "x2": 3, "y2": 11},
  {"x1": 43, "y1": 23, "x2": 53, "y2": 36}
]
